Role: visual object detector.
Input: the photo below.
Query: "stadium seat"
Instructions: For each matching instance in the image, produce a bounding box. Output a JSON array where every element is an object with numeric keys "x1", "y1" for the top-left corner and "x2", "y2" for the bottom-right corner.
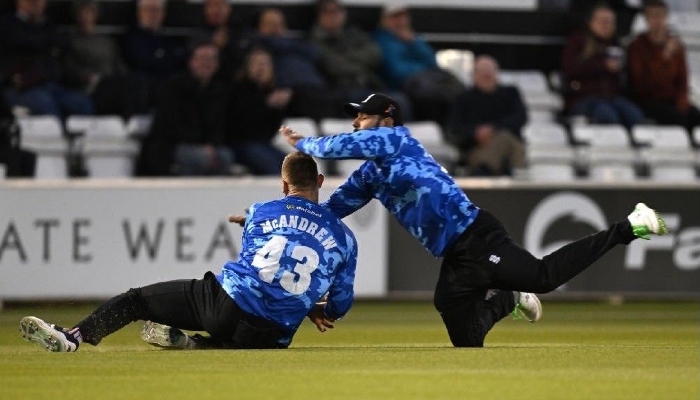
[
  {"x1": 632, "y1": 125, "x2": 696, "y2": 181},
  {"x1": 527, "y1": 163, "x2": 576, "y2": 181},
  {"x1": 572, "y1": 124, "x2": 638, "y2": 180},
  {"x1": 281, "y1": 117, "x2": 331, "y2": 175},
  {"x1": 280, "y1": 117, "x2": 319, "y2": 154},
  {"x1": 66, "y1": 116, "x2": 138, "y2": 178},
  {"x1": 522, "y1": 122, "x2": 575, "y2": 163},
  {"x1": 404, "y1": 121, "x2": 459, "y2": 171},
  {"x1": 126, "y1": 114, "x2": 153, "y2": 139},
  {"x1": 528, "y1": 110, "x2": 555, "y2": 123},
  {"x1": 500, "y1": 70, "x2": 549, "y2": 92},
  {"x1": 499, "y1": 70, "x2": 563, "y2": 112},
  {"x1": 17, "y1": 115, "x2": 68, "y2": 179},
  {"x1": 316, "y1": 118, "x2": 354, "y2": 177},
  {"x1": 588, "y1": 164, "x2": 637, "y2": 182},
  {"x1": 522, "y1": 122, "x2": 577, "y2": 181},
  {"x1": 436, "y1": 49, "x2": 474, "y2": 87},
  {"x1": 318, "y1": 118, "x2": 353, "y2": 137}
]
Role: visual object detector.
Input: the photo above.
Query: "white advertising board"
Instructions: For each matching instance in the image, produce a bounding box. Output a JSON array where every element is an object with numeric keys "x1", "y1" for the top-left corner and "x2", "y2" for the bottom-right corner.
[{"x1": 0, "y1": 179, "x2": 388, "y2": 300}]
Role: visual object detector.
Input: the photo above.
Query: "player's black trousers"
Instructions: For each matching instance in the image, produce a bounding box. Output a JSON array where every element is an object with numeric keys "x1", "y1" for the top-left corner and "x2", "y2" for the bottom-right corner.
[
  {"x1": 75, "y1": 271, "x2": 285, "y2": 348},
  {"x1": 434, "y1": 209, "x2": 636, "y2": 347}
]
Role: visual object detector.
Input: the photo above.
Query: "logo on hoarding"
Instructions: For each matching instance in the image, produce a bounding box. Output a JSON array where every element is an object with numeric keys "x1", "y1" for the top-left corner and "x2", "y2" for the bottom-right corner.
[
  {"x1": 525, "y1": 192, "x2": 700, "y2": 271},
  {"x1": 524, "y1": 192, "x2": 608, "y2": 258}
]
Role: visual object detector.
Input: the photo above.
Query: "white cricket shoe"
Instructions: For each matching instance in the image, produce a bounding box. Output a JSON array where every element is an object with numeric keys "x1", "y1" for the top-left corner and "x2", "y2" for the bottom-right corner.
[
  {"x1": 512, "y1": 292, "x2": 542, "y2": 322},
  {"x1": 20, "y1": 316, "x2": 79, "y2": 352},
  {"x1": 627, "y1": 203, "x2": 668, "y2": 240},
  {"x1": 140, "y1": 321, "x2": 194, "y2": 349}
]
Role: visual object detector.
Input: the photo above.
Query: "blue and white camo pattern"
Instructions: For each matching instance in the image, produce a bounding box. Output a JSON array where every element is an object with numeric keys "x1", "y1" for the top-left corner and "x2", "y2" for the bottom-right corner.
[
  {"x1": 217, "y1": 195, "x2": 357, "y2": 347},
  {"x1": 297, "y1": 126, "x2": 479, "y2": 257}
]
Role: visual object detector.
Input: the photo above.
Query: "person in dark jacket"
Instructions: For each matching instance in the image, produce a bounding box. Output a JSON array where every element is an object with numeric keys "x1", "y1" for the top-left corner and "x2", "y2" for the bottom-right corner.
[
  {"x1": 188, "y1": 0, "x2": 251, "y2": 83},
  {"x1": 627, "y1": 0, "x2": 700, "y2": 132},
  {"x1": 227, "y1": 47, "x2": 289, "y2": 175},
  {"x1": 122, "y1": 0, "x2": 186, "y2": 110},
  {"x1": 138, "y1": 42, "x2": 233, "y2": 176},
  {"x1": 0, "y1": 0, "x2": 93, "y2": 118},
  {"x1": 251, "y1": 7, "x2": 335, "y2": 120},
  {"x1": 448, "y1": 56, "x2": 527, "y2": 176},
  {"x1": 560, "y1": 2, "x2": 644, "y2": 128}
]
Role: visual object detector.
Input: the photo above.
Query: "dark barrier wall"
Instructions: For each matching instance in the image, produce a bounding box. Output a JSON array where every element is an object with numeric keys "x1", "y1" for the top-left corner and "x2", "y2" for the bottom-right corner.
[{"x1": 388, "y1": 186, "x2": 700, "y2": 295}]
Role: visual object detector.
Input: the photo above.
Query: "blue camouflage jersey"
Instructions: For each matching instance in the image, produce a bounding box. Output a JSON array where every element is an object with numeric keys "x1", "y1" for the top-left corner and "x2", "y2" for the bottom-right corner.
[
  {"x1": 217, "y1": 195, "x2": 357, "y2": 347},
  {"x1": 296, "y1": 126, "x2": 479, "y2": 257}
]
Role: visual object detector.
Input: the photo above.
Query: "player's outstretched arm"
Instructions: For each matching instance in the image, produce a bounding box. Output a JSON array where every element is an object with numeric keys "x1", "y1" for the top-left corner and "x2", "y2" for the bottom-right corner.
[
  {"x1": 280, "y1": 125, "x2": 304, "y2": 147},
  {"x1": 227, "y1": 214, "x2": 246, "y2": 227}
]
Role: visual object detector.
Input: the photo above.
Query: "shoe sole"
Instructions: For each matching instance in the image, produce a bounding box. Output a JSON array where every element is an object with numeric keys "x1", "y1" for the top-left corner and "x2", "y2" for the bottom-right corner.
[
  {"x1": 639, "y1": 203, "x2": 669, "y2": 236},
  {"x1": 19, "y1": 316, "x2": 69, "y2": 352},
  {"x1": 653, "y1": 210, "x2": 668, "y2": 236},
  {"x1": 528, "y1": 294, "x2": 543, "y2": 323},
  {"x1": 140, "y1": 321, "x2": 177, "y2": 348}
]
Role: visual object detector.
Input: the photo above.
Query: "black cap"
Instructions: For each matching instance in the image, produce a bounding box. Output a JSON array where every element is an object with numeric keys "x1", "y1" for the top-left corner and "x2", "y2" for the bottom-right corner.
[{"x1": 343, "y1": 93, "x2": 404, "y2": 126}]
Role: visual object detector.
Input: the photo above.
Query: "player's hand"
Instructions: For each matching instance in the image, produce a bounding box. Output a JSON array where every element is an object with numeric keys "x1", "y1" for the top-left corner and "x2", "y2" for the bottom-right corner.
[
  {"x1": 280, "y1": 125, "x2": 304, "y2": 147},
  {"x1": 227, "y1": 214, "x2": 246, "y2": 227},
  {"x1": 307, "y1": 301, "x2": 335, "y2": 332}
]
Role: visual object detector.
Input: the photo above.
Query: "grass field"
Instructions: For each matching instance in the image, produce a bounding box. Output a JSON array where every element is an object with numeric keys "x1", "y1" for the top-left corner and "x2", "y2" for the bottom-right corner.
[{"x1": 0, "y1": 301, "x2": 697, "y2": 400}]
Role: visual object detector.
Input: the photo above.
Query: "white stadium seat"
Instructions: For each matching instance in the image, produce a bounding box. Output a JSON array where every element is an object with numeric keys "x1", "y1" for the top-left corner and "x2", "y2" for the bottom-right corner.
[
  {"x1": 522, "y1": 123, "x2": 577, "y2": 181},
  {"x1": 126, "y1": 114, "x2": 153, "y2": 139},
  {"x1": 528, "y1": 110, "x2": 555, "y2": 123},
  {"x1": 404, "y1": 121, "x2": 459, "y2": 171},
  {"x1": 436, "y1": 49, "x2": 474, "y2": 87},
  {"x1": 527, "y1": 163, "x2": 576, "y2": 181},
  {"x1": 572, "y1": 124, "x2": 638, "y2": 180},
  {"x1": 499, "y1": 70, "x2": 563, "y2": 112},
  {"x1": 67, "y1": 116, "x2": 138, "y2": 178},
  {"x1": 280, "y1": 117, "x2": 319, "y2": 154},
  {"x1": 318, "y1": 118, "x2": 353, "y2": 137},
  {"x1": 281, "y1": 117, "x2": 331, "y2": 175},
  {"x1": 522, "y1": 122, "x2": 575, "y2": 163},
  {"x1": 17, "y1": 115, "x2": 68, "y2": 179},
  {"x1": 632, "y1": 125, "x2": 696, "y2": 181}
]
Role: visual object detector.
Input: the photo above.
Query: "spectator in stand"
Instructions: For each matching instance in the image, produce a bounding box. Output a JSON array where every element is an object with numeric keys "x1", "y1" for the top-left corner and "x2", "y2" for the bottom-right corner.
[
  {"x1": 628, "y1": 0, "x2": 700, "y2": 132},
  {"x1": 0, "y1": 0, "x2": 93, "y2": 119},
  {"x1": 63, "y1": 0, "x2": 147, "y2": 118},
  {"x1": 310, "y1": 0, "x2": 413, "y2": 121},
  {"x1": 448, "y1": 55, "x2": 527, "y2": 176},
  {"x1": 374, "y1": 4, "x2": 463, "y2": 124},
  {"x1": 123, "y1": 0, "x2": 186, "y2": 109},
  {"x1": 227, "y1": 47, "x2": 289, "y2": 175},
  {"x1": 561, "y1": 2, "x2": 644, "y2": 129},
  {"x1": 188, "y1": 0, "x2": 252, "y2": 83},
  {"x1": 252, "y1": 7, "x2": 336, "y2": 120},
  {"x1": 137, "y1": 42, "x2": 233, "y2": 176}
]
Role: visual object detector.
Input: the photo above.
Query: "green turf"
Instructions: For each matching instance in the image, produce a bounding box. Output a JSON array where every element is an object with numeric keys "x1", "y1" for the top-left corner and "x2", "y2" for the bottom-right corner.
[{"x1": 1, "y1": 301, "x2": 698, "y2": 400}]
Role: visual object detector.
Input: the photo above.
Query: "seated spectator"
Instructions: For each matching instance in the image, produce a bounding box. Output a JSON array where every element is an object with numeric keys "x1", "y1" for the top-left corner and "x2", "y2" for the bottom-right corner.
[
  {"x1": 123, "y1": 0, "x2": 186, "y2": 110},
  {"x1": 251, "y1": 7, "x2": 336, "y2": 120},
  {"x1": 448, "y1": 56, "x2": 527, "y2": 176},
  {"x1": 188, "y1": 0, "x2": 252, "y2": 83},
  {"x1": 561, "y1": 2, "x2": 644, "y2": 129},
  {"x1": 628, "y1": 0, "x2": 700, "y2": 132},
  {"x1": 137, "y1": 43, "x2": 233, "y2": 176},
  {"x1": 374, "y1": 4, "x2": 463, "y2": 124},
  {"x1": 0, "y1": 0, "x2": 93, "y2": 119},
  {"x1": 227, "y1": 47, "x2": 289, "y2": 175},
  {"x1": 310, "y1": 0, "x2": 413, "y2": 121},
  {"x1": 62, "y1": 0, "x2": 147, "y2": 118}
]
